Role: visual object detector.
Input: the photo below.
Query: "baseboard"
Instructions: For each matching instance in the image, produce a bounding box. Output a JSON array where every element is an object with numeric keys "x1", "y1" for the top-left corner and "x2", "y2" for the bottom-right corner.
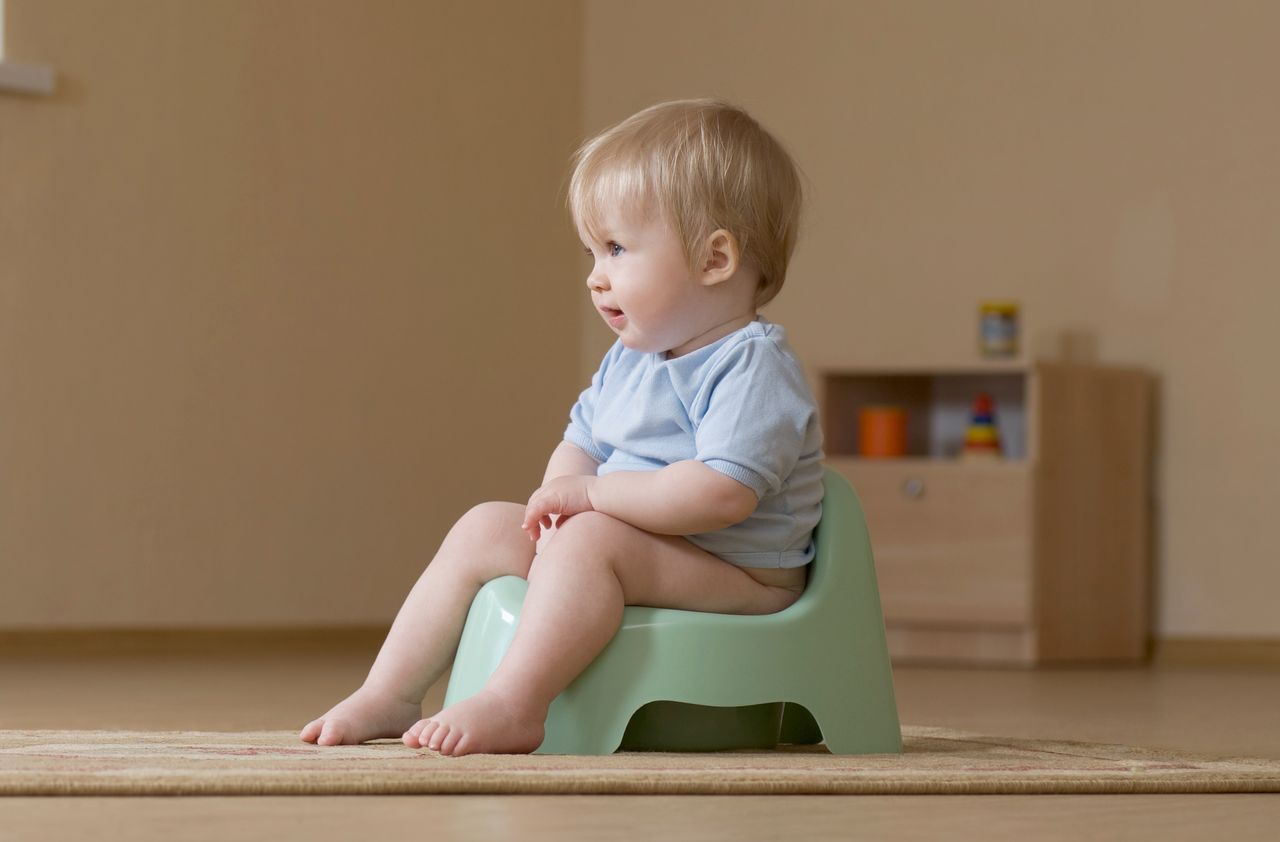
[
  {"x1": 0, "y1": 626, "x2": 389, "y2": 656},
  {"x1": 1153, "y1": 637, "x2": 1280, "y2": 667}
]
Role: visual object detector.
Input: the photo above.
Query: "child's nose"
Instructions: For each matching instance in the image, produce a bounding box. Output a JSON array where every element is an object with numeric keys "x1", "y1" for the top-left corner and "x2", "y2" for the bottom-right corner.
[{"x1": 586, "y1": 269, "x2": 609, "y2": 292}]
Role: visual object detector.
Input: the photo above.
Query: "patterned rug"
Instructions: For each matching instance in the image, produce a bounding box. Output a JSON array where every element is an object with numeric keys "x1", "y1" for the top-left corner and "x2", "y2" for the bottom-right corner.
[{"x1": 2, "y1": 726, "x2": 1278, "y2": 796}]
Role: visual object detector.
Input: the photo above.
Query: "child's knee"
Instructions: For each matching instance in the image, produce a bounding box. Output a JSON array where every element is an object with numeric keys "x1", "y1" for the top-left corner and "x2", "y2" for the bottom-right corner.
[
  {"x1": 543, "y1": 511, "x2": 618, "y2": 548},
  {"x1": 448, "y1": 501, "x2": 535, "y2": 580},
  {"x1": 528, "y1": 512, "x2": 620, "y2": 574},
  {"x1": 459, "y1": 501, "x2": 525, "y2": 542}
]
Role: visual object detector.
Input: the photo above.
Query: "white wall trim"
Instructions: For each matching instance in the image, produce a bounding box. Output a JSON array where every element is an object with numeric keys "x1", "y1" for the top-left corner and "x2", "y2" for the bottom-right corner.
[
  {"x1": 0, "y1": 59, "x2": 54, "y2": 94},
  {"x1": 0, "y1": 0, "x2": 57, "y2": 95}
]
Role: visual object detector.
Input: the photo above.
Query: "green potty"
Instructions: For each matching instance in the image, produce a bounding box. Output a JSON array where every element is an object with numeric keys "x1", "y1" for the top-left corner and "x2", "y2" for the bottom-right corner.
[{"x1": 443, "y1": 467, "x2": 902, "y2": 755}]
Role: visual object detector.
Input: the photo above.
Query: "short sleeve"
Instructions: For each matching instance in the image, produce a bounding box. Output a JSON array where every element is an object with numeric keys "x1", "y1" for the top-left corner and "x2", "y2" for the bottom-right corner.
[
  {"x1": 564, "y1": 340, "x2": 622, "y2": 463},
  {"x1": 694, "y1": 340, "x2": 816, "y2": 499}
]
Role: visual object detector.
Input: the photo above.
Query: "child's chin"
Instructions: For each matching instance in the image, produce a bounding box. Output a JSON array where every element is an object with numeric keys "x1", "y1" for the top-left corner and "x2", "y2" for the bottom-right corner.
[{"x1": 618, "y1": 336, "x2": 663, "y2": 354}]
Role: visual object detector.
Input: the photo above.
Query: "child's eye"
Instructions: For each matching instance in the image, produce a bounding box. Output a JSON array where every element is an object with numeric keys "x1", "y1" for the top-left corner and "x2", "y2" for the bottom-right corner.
[{"x1": 607, "y1": 242, "x2": 624, "y2": 257}]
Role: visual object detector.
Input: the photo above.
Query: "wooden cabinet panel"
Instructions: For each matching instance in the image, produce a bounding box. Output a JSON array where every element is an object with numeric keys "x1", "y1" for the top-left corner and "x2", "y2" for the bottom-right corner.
[
  {"x1": 834, "y1": 458, "x2": 1032, "y2": 626},
  {"x1": 820, "y1": 361, "x2": 1151, "y2": 665}
]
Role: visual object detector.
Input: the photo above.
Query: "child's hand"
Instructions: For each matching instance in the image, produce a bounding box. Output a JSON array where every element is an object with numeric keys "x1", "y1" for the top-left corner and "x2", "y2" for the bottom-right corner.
[{"x1": 522, "y1": 476, "x2": 597, "y2": 542}]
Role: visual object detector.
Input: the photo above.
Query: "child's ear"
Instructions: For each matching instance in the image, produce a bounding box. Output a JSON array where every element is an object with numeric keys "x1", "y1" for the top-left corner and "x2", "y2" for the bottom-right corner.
[{"x1": 698, "y1": 229, "x2": 740, "y2": 287}]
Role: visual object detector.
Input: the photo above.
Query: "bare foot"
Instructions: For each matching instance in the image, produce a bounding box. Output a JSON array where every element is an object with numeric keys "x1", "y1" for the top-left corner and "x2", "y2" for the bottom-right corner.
[
  {"x1": 402, "y1": 688, "x2": 545, "y2": 756},
  {"x1": 300, "y1": 685, "x2": 423, "y2": 746}
]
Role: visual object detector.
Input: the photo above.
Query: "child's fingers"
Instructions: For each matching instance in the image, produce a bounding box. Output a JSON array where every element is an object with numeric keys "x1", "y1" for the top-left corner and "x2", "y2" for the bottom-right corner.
[
  {"x1": 524, "y1": 497, "x2": 549, "y2": 522},
  {"x1": 522, "y1": 500, "x2": 551, "y2": 541},
  {"x1": 524, "y1": 489, "x2": 575, "y2": 540}
]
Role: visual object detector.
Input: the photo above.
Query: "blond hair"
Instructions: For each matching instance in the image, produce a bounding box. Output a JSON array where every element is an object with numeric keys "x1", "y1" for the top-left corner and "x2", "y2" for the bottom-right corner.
[{"x1": 567, "y1": 99, "x2": 804, "y2": 308}]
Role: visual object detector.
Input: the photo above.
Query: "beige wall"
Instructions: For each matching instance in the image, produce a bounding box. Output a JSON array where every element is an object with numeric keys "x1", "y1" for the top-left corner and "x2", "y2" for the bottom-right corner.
[
  {"x1": 0, "y1": 1, "x2": 583, "y2": 627},
  {"x1": 581, "y1": 0, "x2": 1279, "y2": 638},
  {"x1": 3, "y1": 1, "x2": 1276, "y2": 639}
]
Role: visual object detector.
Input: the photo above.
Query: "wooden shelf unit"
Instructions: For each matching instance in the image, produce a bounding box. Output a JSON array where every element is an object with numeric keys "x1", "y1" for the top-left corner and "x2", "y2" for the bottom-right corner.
[{"x1": 821, "y1": 360, "x2": 1153, "y2": 665}]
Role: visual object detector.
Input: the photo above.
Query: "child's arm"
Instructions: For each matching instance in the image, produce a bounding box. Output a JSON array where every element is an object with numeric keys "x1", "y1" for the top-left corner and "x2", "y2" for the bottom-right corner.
[
  {"x1": 529, "y1": 441, "x2": 602, "y2": 552},
  {"x1": 540, "y1": 440, "x2": 601, "y2": 485},
  {"x1": 592, "y1": 461, "x2": 758, "y2": 534},
  {"x1": 522, "y1": 460, "x2": 757, "y2": 541}
]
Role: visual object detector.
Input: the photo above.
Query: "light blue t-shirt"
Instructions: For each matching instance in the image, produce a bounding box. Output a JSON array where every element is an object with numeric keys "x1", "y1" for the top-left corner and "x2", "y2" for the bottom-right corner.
[{"x1": 563, "y1": 317, "x2": 824, "y2": 569}]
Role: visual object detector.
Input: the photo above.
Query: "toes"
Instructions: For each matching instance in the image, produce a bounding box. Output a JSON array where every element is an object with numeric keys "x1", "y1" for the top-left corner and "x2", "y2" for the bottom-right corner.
[
  {"x1": 300, "y1": 719, "x2": 323, "y2": 743},
  {"x1": 427, "y1": 723, "x2": 450, "y2": 751},
  {"x1": 440, "y1": 728, "x2": 464, "y2": 756},
  {"x1": 317, "y1": 720, "x2": 345, "y2": 746},
  {"x1": 416, "y1": 720, "x2": 440, "y2": 750},
  {"x1": 402, "y1": 719, "x2": 427, "y2": 748}
]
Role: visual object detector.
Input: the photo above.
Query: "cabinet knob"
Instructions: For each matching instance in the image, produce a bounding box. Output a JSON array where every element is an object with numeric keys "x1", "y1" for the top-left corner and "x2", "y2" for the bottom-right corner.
[{"x1": 902, "y1": 477, "x2": 926, "y2": 500}]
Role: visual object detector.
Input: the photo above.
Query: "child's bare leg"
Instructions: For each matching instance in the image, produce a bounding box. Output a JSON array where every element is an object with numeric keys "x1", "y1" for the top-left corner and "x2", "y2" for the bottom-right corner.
[
  {"x1": 300, "y1": 502, "x2": 536, "y2": 746},
  {"x1": 404, "y1": 511, "x2": 798, "y2": 756}
]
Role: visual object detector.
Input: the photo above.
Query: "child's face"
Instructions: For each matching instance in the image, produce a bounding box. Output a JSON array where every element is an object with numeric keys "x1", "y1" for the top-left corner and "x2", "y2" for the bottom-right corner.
[{"x1": 580, "y1": 208, "x2": 740, "y2": 358}]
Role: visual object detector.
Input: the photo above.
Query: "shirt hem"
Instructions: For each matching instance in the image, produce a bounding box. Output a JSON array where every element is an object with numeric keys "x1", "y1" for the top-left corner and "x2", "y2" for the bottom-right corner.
[
  {"x1": 564, "y1": 427, "x2": 609, "y2": 464},
  {"x1": 701, "y1": 459, "x2": 769, "y2": 499},
  {"x1": 688, "y1": 544, "x2": 814, "y2": 569}
]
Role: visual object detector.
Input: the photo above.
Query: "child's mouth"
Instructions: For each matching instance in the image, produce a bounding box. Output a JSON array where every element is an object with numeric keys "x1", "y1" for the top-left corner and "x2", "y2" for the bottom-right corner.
[{"x1": 601, "y1": 307, "x2": 626, "y2": 327}]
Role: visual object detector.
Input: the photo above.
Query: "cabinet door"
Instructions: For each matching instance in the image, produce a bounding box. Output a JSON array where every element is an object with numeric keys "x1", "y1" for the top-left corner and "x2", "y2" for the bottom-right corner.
[{"x1": 835, "y1": 460, "x2": 1033, "y2": 625}]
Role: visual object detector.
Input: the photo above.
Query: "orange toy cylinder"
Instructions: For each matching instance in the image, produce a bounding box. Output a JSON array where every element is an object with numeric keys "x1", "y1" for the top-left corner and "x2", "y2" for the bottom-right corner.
[{"x1": 859, "y1": 407, "x2": 907, "y2": 458}]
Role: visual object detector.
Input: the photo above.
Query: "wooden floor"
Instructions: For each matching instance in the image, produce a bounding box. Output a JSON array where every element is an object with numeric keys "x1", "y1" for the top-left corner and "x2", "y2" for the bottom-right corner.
[{"x1": 1, "y1": 640, "x2": 1278, "y2": 840}]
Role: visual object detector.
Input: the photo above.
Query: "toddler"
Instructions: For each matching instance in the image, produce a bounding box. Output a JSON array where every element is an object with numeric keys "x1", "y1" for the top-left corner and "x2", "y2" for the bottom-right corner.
[{"x1": 300, "y1": 98, "x2": 824, "y2": 756}]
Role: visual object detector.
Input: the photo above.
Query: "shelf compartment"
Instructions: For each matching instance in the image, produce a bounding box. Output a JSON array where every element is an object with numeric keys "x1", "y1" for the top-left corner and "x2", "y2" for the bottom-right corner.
[{"x1": 822, "y1": 370, "x2": 1029, "y2": 460}]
